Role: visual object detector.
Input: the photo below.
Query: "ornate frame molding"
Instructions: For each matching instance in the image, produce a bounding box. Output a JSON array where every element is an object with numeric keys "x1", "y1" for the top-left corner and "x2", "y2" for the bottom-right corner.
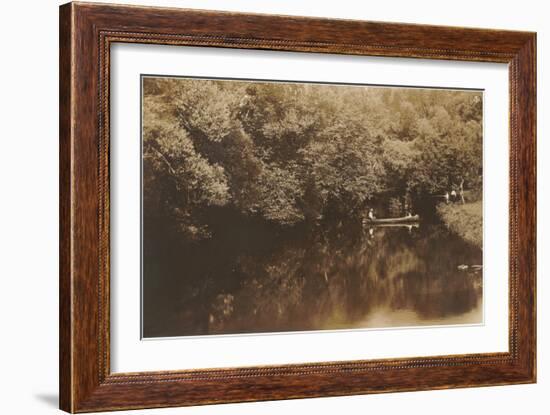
[{"x1": 60, "y1": 2, "x2": 536, "y2": 412}]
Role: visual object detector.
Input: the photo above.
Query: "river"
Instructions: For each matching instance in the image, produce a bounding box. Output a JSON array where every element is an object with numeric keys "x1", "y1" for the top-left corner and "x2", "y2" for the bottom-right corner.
[{"x1": 142, "y1": 216, "x2": 483, "y2": 338}]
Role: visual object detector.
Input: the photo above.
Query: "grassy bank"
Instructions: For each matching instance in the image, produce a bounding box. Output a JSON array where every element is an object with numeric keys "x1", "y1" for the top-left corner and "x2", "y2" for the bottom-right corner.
[{"x1": 437, "y1": 201, "x2": 482, "y2": 248}]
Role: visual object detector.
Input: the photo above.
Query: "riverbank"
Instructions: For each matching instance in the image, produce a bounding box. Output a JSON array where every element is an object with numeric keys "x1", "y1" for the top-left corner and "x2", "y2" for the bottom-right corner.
[{"x1": 437, "y1": 201, "x2": 482, "y2": 248}]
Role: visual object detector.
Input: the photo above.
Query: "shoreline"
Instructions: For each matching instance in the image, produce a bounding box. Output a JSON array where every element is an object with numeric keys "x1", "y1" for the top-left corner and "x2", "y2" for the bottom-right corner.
[{"x1": 437, "y1": 201, "x2": 483, "y2": 249}]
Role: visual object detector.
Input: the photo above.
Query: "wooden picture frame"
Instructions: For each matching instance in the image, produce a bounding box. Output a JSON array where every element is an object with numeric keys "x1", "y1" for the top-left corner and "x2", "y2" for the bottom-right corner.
[{"x1": 59, "y1": 2, "x2": 536, "y2": 412}]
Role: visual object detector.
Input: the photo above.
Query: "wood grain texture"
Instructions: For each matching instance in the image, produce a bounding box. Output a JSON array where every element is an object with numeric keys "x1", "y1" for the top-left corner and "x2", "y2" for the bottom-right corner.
[
  {"x1": 59, "y1": 3, "x2": 73, "y2": 412},
  {"x1": 59, "y1": 2, "x2": 536, "y2": 412}
]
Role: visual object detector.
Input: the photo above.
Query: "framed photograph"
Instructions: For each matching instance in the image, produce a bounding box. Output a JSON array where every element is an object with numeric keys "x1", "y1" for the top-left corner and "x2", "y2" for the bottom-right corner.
[{"x1": 59, "y1": 2, "x2": 536, "y2": 412}]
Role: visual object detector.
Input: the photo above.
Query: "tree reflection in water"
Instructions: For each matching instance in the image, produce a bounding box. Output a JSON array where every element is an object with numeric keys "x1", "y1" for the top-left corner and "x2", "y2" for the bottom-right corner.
[{"x1": 143, "y1": 218, "x2": 482, "y2": 338}]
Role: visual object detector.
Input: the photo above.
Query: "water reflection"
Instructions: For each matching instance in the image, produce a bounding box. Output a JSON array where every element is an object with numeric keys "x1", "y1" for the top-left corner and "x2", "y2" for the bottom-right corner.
[{"x1": 143, "y1": 221, "x2": 482, "y2": 337}]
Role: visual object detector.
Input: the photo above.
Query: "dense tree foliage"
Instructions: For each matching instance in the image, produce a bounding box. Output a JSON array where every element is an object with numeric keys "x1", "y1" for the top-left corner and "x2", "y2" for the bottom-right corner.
[{"x1": 142, "y1": 77, "x2": 482, "y2": 237}]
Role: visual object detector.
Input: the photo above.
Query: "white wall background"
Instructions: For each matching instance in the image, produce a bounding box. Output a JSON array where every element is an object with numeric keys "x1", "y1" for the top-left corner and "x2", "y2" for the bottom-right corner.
[{"x1": 0, "y1": 1, "x2": 546, "y2": 414}]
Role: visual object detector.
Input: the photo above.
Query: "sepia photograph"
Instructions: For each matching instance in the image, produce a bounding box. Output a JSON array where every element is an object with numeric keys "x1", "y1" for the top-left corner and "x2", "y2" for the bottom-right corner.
[{"x1": 141, "y1": 76, "x2": 483, "y2": 338}]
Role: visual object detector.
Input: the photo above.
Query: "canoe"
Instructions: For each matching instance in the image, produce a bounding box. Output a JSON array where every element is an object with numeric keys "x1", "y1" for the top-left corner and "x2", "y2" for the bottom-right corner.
[
  {"x1": 368, "y1": 222, "x2": 420, "y2": 229},
  {"x1": 364, "y1": 214, "x2": 420, "y2": 224}
]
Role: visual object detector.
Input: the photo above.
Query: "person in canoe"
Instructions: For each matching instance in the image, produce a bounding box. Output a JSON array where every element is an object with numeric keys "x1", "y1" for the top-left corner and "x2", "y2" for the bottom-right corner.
[{"x1": 368, "y1": 208, "x2": 376, "y2": 220}]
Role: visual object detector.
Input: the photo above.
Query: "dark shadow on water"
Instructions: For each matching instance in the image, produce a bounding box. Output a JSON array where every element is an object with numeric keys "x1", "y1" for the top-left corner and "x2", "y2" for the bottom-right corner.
[
  {"x1": 143, "y1": 212, "x2": 483, "y2": 338},
  {"x1": 35, "y1": 393, "x2": 58, "y2": 408}
]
